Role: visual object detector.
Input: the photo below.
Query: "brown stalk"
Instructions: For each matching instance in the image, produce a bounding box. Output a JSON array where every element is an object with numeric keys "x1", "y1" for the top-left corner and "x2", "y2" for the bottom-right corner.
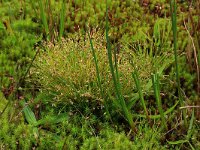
[
  {"x1": 184, "y1": 20, "x2": 200, "y2": 94},
  {"x1": 186, "y1": 2, "x2": 200, "y2": 94}
]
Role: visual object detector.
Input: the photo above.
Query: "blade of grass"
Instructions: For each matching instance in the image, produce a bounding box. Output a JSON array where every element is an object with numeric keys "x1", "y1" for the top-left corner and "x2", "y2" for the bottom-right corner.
[
  {"x1": 46, "y1": 0, "x2": 53, "y2": 41},
  {"x1": 114, "y1": 46, "x2": 120, "y2": 85},
  {"x1": 127, "y1": 97, "x2": 138, "y2": 110},
  {"x1": 132, "y1": 70, "x2": 149, "y2": 120},
  {"x1": 59, "y1": 0, "x2": 66, "y2": 41},
  {"x1": 132, "y1": 101, "x2": 179, "y2": 119},
  {"x1": 170, "y1": 0, "x2": 187, "y2": 127},
  {"x1": 87, "y1": 31, "x2": 110, "y2": 119},
  {"x1": 167, "y1": 139, "x2": 188, "y2": 145},
  {"x1": 39, "y1": 0, "x2": 49, "y2": 40},
  {"x1": 87, "y1": 32, "x2": 103, "y2": 100},
  {"x1": 105, "y1": 0, "x2": 136, "y2": 133},
  {"x1": 188, "y1": 142, "x2": 195, "y2": 150},
  {"x1": 152, "y1": 73, "x2": 168, "y2": 130},
  {"x1": 187, "y1": 108, "x2": 195, "y2": 140}
]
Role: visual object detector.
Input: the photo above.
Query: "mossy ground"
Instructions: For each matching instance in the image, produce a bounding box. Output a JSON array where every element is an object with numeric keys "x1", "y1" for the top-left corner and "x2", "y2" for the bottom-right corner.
[{"x1": 0, "y1": 0, "x2": 199, "y2": 149}]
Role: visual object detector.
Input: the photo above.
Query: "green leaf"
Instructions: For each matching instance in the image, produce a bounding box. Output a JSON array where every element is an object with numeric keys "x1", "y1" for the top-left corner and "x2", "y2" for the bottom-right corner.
[
  {"x1": 22, "y1": 105, "x2": 37, "y2": 126},
  {"x1": 22, "y1": 103, "x2": 39, "y2": 139},
  {"x1": 36, "y1": 113, "x2": 68, "y2": 126}
]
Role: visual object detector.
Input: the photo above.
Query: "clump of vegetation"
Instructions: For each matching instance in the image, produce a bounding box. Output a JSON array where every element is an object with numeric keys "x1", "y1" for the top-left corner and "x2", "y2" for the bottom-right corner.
[{"x1": 32, "y1": 32, "x2": 158, "y2": 104}]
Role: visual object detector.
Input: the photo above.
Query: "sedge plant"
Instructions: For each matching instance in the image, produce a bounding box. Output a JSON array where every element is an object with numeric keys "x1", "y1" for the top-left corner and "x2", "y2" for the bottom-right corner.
[{"x1": 105, "y1": 0, "x2": 136, "y2": 133}]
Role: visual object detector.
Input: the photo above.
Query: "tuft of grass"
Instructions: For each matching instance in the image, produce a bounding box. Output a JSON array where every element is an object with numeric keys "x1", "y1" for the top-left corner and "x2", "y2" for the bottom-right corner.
[{"x1": 31, "y1": 32, "x2": 138, "y2": 106}]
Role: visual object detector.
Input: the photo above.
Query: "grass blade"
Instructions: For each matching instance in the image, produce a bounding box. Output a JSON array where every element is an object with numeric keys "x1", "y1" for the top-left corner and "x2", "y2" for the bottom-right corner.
[
  {"x1": 187, "y1": 109, "x2": 195, "y2": 140},
  {"x1": 170, "y1": 0, "x2": 187, "y2": 127},
  {"x1": 132, "y1": 70, "x2": 149, "y2": 120},
  {"x1": 39, "y1": 0, "x2": 49, "y2": 40},
  {"x1": 87, "y1": 31, "x2": 110, "y2": 118},
  {"x1": 152, "y1": 73, "x2": 167, "y2": 130},
  {"x1": 167, "y1": 140, "x2": 188, "y2": 145},
  {"x1": 59, "y1": 0, "x2": 66, "y2": 41},
  {"x1": 132, "y1": 101, "x2": 179, "y2": 119}
]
